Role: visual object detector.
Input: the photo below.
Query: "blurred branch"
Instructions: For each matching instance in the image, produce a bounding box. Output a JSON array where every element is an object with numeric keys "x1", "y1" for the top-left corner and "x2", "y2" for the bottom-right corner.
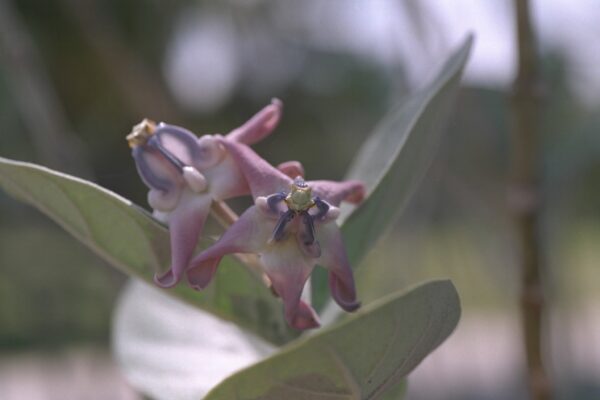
[
  {"x1": 58, "y1": 0, "x2": 182, "y2": 123},
  {"x1": 510, "y1": 1, "x2": 552, "y2": 399},
  {"x1": 0, "y1": 0, "x2": 92, "y2": 177}
]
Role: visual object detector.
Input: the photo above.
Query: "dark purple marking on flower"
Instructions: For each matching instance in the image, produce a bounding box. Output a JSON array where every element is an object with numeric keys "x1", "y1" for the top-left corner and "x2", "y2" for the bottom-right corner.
[
  {"x1": 298, "y1": 212, "x2": 321, "y2": 258},
  {"x1": 312, "y1": 197, "x2": 330, "y2": 221},
  {"x1": 300, "y1": 212, "x2": 315, "y2": 244},
  {"x1": 146, "y1": 135, "x2": 185, "y2": 172},
  {"x1": 267, "y1": 192, "x2": 287, "y2": 214},
  {"x1": 272, "y1": 209, "x2": 295, "y2": 242}
]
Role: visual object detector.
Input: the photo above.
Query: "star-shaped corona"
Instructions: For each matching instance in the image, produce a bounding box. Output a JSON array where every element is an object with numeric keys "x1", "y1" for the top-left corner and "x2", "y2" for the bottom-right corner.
[{"x1": 185, "y1": 139, "x2": 365, "y2": 330}]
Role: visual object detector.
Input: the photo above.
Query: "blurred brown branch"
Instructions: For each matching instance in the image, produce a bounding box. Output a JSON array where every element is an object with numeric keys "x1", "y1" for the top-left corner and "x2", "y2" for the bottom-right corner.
[
  {"x1": 58, "y1": 0, "x2": 182, "y2": 123},
  {"x1": 510, "y1": 0, "x2": 552, "y2": 399},
  {"x1": 0, "y1": 0, "x2": 93, "y2": 177}
]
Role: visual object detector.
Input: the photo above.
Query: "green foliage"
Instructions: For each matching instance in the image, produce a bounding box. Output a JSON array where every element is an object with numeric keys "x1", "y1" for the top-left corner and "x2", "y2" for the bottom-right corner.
[
  {"x1": 205, "y1": 280, "x2": 459, "y2": 400},
  {"x1": 0, "y1": 34, "x2": 472, "y2": 400},
  {"x1": 312, "y1": 36, "x2": 473, "y2": 313},
  {"x1": 341, "y1": 35, "x2": 473, "y2": 267}
]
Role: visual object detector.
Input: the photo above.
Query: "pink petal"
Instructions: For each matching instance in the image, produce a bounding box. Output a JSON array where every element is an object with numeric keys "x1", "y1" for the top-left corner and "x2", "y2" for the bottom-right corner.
[
  {"x1": 276, "y1": 160, "x2": 305, "y2": 179},
  {"x1": 226, "y1": 99, "x2": 283, "y2": 145},
  {"x1": 186, "y1": 206, "x2": 272, "y2": 290},
  {"x1": 318, "y1": 224, "x2": 360, "y2": 312},
  {"x1": 154, "y1": 194, "x2": 212, "y2": 288},
  {"x1": 202, "y1": 153, "x2": 249, "y2": 201},
  {"x1": 218, "y1": 139, "x2": 292, "y2": 198},
  {"x1": 293, "y1": 300, "x2": 321, "y2": 330},
  {"x1": 261, "y1": 244, "x2": 320, "y2": 330},
  {"x1": 310, "y1": 180, "x2": 366, "y2": 207}
]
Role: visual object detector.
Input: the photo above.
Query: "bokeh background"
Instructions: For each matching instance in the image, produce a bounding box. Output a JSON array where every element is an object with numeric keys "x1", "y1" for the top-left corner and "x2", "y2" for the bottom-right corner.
[{"x1": 1, "y1": 1, "x2": 599, "y2": 399}]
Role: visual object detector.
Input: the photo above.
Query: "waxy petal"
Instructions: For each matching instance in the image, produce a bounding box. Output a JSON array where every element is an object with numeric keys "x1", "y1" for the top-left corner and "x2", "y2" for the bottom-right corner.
[
  {"x1": 186, "y1": 206, "x2": 272, "y2": 290},
  {"x1": 226, "y1": 99, "x2": 283, "y2": 145},
  {"x1": 218, "y1": 139, "x2": 292, "y2": 198},
  {"x1": 153, "y1": 124, "x2": 204, "y2": 168},
  {"x1": 154, "y1": 193, "x2": 212, "y2": 288},
  {"x1": 147, "y1": 188, "x2": 181, "y2": 212},
  {"x1": 261, "y1": 243, "x2": 320, "y2": 329},
  {"x1": 133, "y1": 143, "x2": 182, "y2": 195},
  {"x1": 293, "y1": 300, "x2": 321, "y2": 330},
  {"x1": 311, "y1": 180, "x2": 366, "y2": 207},
  {"x1": 202, "y1": 153, "x2": 248, "y2": 200},
  {"x1": 318, "y1": 224, "x2": 360, "y2": 312},
  {"x1": 276, "y1": 160, "x2": 305, "y2": 179}
]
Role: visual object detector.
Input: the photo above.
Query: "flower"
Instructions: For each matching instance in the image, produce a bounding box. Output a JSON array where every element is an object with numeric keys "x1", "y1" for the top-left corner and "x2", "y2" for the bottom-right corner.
[
  {"x1": 127, "y1": 99, "x2": 303, "y2": 288},
  {"x1": 185, "y1": 139, "x2": 365, "y2": 330}
]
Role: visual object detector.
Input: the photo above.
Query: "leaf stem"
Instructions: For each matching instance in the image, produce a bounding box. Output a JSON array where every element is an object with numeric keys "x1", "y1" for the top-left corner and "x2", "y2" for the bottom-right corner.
[
  {"x1": 510, "y1": 1, "x2": 552, "y2": 399},
  {"x1": 210, "y1": 200, "x2": 240, "y2": 227}
]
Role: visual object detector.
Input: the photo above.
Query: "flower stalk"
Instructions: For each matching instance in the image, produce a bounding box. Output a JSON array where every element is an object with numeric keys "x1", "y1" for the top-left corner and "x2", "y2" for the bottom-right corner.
[{"x1": 510, "y1": 0, "x2": 552, "y2": 399}]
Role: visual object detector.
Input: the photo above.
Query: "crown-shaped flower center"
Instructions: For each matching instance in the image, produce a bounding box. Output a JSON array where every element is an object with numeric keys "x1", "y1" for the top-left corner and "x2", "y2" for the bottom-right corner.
[{"x1": 285, "y1": 177, "x2": 315, "y2": 212}]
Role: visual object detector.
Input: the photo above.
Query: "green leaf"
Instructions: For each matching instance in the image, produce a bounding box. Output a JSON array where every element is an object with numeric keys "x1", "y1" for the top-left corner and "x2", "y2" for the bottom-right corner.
[
  {"x1": 341, "y1": 35, "x2": 473, "y2": 267},
  {"x1": 0, "y1": 157, "x2": 296, "y2": 345},
  {"x1": 312, "y1": 36, "x2": 473, "y2": 313},
  {"x1": 205, "y1": 280, "x2": 460, "y2": 400},
  {"x1": 113, "y1": 279, "x2": 275, "y2": 400}
]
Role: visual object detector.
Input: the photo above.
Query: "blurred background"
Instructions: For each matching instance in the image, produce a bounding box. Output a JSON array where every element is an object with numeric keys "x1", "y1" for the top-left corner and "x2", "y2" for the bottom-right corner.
[{"x1": 0, "y1": 0, "x2": 599, "y2": 399}]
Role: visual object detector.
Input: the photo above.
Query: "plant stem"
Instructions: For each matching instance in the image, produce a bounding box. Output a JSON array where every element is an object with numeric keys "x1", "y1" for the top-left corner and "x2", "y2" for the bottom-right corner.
[{"x1": 510, "y1": 1, "x2": 552, "y2": 399}]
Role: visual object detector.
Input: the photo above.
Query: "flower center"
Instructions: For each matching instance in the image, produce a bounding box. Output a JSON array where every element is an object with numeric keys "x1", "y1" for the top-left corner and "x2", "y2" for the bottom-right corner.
[{"x1": 284, "y1": 177, "x2": 315, "y2": 212}]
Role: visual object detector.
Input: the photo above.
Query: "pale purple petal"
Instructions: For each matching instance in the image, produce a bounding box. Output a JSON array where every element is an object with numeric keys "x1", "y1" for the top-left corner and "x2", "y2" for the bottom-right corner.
[
  {"x1": 153, "y1": 124, "x2": 203, "y2": 167},
  {"x1": 226, "y1": 99, "x2": 283, "y2": 145},
  {"x1": 147, "y1": 188, "x2": 181, "y2": 212},
  {"x1": 186, "y1": 206, "x2": 272, "y2": 290},
  {"x1": 318, "y1": 224, "x2": 360, "y2": 312},
  {"x1": 132, "y1": 142, "x2": 182, "y2": 194},
  {"x1": 193, "y1": 135, "x2": 227, "y2": 170},
  {"x1": 261, "y1": 244, "x2": 320, "y2": 329},
  {"x1": 202, "y1": 153, "x2": 249, "y2": 200},
  {"x1": 154, "y1": 194, "x2": 212, "y2": 288},
  {"x1": 310, "y1": 180, "x2": 366, "y2": 207},
  {"x1": 276, "y1": 160, "x2": 305, "y2": 179},
  {"x1": 218, "y1": 139, "x2": 292, "y2": 198}
]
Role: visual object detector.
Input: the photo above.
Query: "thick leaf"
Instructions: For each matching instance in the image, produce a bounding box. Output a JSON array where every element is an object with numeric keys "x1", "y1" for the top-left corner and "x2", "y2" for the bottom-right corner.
[
  {"x1": 312, "y1": 35, "x2": 473, "y2": 314},
  {"x1": 342, "y1": 35, "x2": 473, "y2": 266},
  {"x1": 0, "y1": 157, "x2": 296, "y2": 345},
  {"x1": 205, "y1": 280, "x2": 460, "y2": 400},
  {"x1": 113, "y1": 279, "x2": 275, "y2": 400}
]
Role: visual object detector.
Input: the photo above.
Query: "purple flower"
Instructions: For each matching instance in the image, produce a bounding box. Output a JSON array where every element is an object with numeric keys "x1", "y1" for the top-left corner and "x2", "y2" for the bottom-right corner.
[
  {"x1": 127, "y1": 100, "x2": 302, "y2": 288},
  {"x1": 185, "y1": 139, "x2": 365, "y2": 330}
]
